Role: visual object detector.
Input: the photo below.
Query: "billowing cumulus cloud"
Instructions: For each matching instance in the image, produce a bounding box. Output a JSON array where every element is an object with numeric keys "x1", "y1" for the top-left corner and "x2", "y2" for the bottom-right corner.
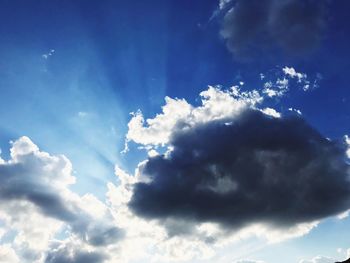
[
  {"x1": 125, "y1": 67, "x2": 317, "y2": 151},
  {"x1": 127, "y1": 87, "x2": 350, "y2": 238},
  {"x1": 0, "y1": 137, "x2": 123, "y2": 262},
  {"x1": 129, "y1": 110, "x2": 350, "y2": 232},
  {"x1": 1, "y1": 83, "x2": 347, "y2": 262},
  {"x1": 220, "y1": 0, "x2": 329, "y2": 58},
  {"x1": 125, "y1": 86, "x2": 262, "y2": 147},
  {"x1": 105, "y1": 166, "x2": 217, "y2": 262}
]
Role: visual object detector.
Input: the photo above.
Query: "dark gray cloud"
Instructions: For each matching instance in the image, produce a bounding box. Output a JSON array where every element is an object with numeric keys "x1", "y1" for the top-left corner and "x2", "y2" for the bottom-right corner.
[
  {"x1": 220, "y1": 0, "x2": 329, "y2": 58},
  {"x1": 74, "y1": 224, "x2": 123, "y2": 247},
  {"x1": 0, "y1": 170, "x2": 123, "y2": 248},
  {"x1": 0, "y1": 175, "x2": 77, "y2": 222},
  {"x1": 129, "y1": 109, "x2": 350, "y2": 233},
  {"x1": 45, "y1": 245, "x2": 108, "y2": 263}
]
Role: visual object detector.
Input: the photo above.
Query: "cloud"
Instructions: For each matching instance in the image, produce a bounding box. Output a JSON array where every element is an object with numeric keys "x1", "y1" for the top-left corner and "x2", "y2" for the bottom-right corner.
[
  {"x1": 125, "y1": 68, "x2": 316, "y2": 151},
  {"x1": 289, "y1": 108, "x2": 302, "y2": 115},
  {"x1": 45, "y1": 241, "x2": 108, "y2": 263},
  {"x1": 42, "y1": 49, "x2": 55, "y2": 59},
  {"x1": 283, "y1": 66, "x2": 307, "y2": 81},
  {"x1": 345, "y1": 135, "x2": 350, "y2": 158},
  {"x1": 125, "y1": 86, "x2": 262, "y2": 147},
  {"x1": 261, "y1": 107, "x2": 281, "y2": 118},
  {"x1": 299, "y1": 256, "x2": 335, "y2": 263},
  {"x1": 127, "y1": 89, "x2": 350, "y2": 238},
  {"x1": 0, "y1": 245, "x2": 20, "y2": 263},
  {"x1": 220, "y1": 0, "x2": 329, "y2": 58},
  {"x1": 262, "y1": 66, "x2": 316, "y2": 98},
  {"x1": 219, "y1": 0, "x2": 232, "y2": 10},
  {"x1": 234, "y1": 260, "x2": 265, "y2": 263},
  {"x1": 105, "y1": 166, "x2": 217, "y2": 262},
  {"x1": 0, "y1": 137, "x2": 123, "y2": 261}
]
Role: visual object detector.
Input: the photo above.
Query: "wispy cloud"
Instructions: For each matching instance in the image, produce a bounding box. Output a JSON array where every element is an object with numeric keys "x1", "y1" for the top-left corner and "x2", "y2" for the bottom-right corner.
[{"x1": 42, "y1": 49, "x2": 55, "y2": 59}]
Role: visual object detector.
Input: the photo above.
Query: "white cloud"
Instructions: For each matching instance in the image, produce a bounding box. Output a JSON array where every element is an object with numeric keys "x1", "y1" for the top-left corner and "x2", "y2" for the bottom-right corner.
[
  {"x1": 276, "y1": 77, "x2": 289, "y2": 90},
  {"x1": 283, "y1": 67, "x2": 307, "y2": 82},
  {"x1": 345, "y1": 135, "x2": 350, "y2": 158},
  {"x1": 126, "y1": 97, "x2": 192, "y2": 146},
  {"x1": 282, "y1": 66, "x2": 315, "y2": 91},
  {"x1": 336, "y1": 248, "x2": 350, "y2": 261},
  {"x1": 262, "y1": 79, "x2": 289, "y2": 98},
  {"x1": 262, "y1": 87, "x2": 284, "y2": 98},
  {"x1": 0, "y1": 200, "x2": 63, "y2": 261},
  {"x1": 288, "y1": 108, "x2": 302, "y2": 115},
  {"x1": 299, "y1": 256, "x2": 335, "y2": 263},
  {"x1": 234, "y1": 260, "x2": 265, "y2": 263},
  {"x1": 147, "y1": 149, "x2": 159, "y2": 157},
  {"x1": 0, "y1": 244, "x2": 20, "y2": 263},
  {"x1": 337, "y1": 209, "x2": 350, "y2": 220},
  {"x1": 42, "y1": 49, "x2": 55, "y2": 59},
  {"x1": 261, "y1": 107, "x2": 281, "y2": 118},
  {"x1": 0, "y1": 137, "x2": 122, "y2": 262},
  {"x1": 126, "y1": 68, "x2": 318, "y2": 150},
  {"x1": 125, "y1": 86, "x2": 262, "y2": 147},
  {"x1": 262, "y1": 66, "x2": 316, "y2": 97}
]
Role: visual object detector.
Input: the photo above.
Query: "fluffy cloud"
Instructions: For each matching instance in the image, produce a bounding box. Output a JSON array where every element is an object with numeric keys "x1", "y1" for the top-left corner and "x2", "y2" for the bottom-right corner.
[
  {"x1": 106, "y1": 166, "x2": 217, "y2": 262},
  {"x1": 0, "y1": 245, "x2": 20, "y2": 263},
  {"x1": 1, "y1": 84, "x2": 346, "y2": 262},
  {"x1": 126, "y1": 68, "x2": 315, "y2": 152},
  {"x1": 0, "y1": 137, "x2": 123, "y2": 262},
  {"x1": 261, "y1": 107, "x2": 281, "y2": 118},
  {"x1": 1, "y1": 137, "x2": 217, "y2": 263},
  {"x1": 129, "y1": 109, "x2": 350, "y2": 233},
  {"x1": 125, "y1": 87, "x2": 350, "y2": 245},
  {"x1": 126, "y1": 86, "x2": 262, "y2": 147},
  {"x1": 220, "y1": 0, "x2": 329, "y2": 58},
  {"x1": 283, "y1": 66, "x2": 307, "y2": 81}
]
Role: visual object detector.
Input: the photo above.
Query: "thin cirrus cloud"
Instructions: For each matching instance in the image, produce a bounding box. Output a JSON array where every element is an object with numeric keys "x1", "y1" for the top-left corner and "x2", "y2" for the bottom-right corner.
[
  {"x1": 219, "y1": 0, "x2": 329, "y2": 58},
  {"x1": 126, "y1": 85, "x2": 350, "y2": 238}
]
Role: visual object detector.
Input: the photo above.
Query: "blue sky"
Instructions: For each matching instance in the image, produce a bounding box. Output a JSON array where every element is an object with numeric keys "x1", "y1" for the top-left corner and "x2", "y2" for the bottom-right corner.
[{"x1": 0, "y1": 1, "x2": 350, "y2": 263}]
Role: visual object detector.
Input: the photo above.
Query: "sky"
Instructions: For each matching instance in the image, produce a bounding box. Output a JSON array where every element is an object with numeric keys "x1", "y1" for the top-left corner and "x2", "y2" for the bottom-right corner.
[{"x1": 0, "y1": 0, "x2": 350, "y2": 262}]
